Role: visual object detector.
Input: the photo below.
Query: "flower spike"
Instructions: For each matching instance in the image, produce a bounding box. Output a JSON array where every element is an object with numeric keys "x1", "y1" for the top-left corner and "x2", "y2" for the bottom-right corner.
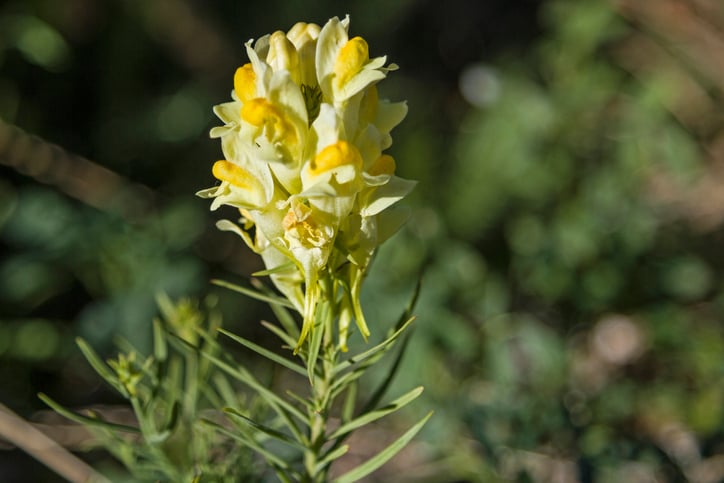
[{"x1": 199, "y1": 16, "x2": 414, "y2": 349}]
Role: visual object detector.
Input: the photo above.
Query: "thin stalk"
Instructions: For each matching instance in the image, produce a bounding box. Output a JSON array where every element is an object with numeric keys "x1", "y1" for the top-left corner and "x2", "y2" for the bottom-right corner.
[
  {"x1": 302, "y1": 350, "x2": 336, "y2": 483},
  {"x1": 300, "y1": 274, "x2": 339, "y2": 482}
]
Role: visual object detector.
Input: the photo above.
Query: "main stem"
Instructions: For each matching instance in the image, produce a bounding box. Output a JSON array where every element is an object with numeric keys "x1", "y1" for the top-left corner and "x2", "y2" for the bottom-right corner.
[
  {"x1": 303, "y1": 357, "x2": 333, "y2": 482},
  {"x1": 302, "y1": 275, "x2": 337, "y2": 482}
]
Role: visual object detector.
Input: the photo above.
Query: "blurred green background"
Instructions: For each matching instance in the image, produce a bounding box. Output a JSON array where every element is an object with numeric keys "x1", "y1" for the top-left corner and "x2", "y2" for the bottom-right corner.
[{"x1": 2, "y1": 0, "x2": 724, "y2": 481}]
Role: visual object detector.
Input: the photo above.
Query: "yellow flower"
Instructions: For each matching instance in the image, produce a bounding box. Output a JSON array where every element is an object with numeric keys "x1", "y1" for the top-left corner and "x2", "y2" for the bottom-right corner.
[{"x1": 198, "y1": 16, "x2": 415, "y2": 349}]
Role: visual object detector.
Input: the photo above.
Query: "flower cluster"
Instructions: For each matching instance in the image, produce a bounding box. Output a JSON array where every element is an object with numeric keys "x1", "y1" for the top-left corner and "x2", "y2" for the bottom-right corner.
[{"x1": 198, "y1": 16, "x2": 415, "y2": 350}]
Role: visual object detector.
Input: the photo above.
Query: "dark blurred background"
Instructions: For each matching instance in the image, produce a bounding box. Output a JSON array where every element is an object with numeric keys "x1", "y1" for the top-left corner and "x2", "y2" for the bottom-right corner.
[{"x1": 1, "y1": 0, "x2": 724, "y2": 481}]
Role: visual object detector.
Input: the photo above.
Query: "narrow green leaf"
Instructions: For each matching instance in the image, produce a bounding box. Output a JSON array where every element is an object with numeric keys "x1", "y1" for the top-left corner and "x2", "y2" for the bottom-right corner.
[
  {"x1": 155, "y1": 292, "x2": 175, "y2": 322},
  {"x1": 183, "y1": 348, "x2": 199, "y2": 418},
  {"x1": 75, "y1": 338, "x2": 125, "y2": 394},
  {"x1": 329, "y1": 386, "x2": 424, "y2": 439},
  {"x1": 250, "y1": 278, "x2": 301, "y2": 340},
  {"x1": 203, "y1": 353, "x2": 305, "y2": 421},
  {"x1": 76, "y1": 338, "x2": 115, "y2": 381},
  {"x1": 333, "y1": 411, "x2": 433, "y2": 483},
  {"x1": 224, "y1": 407, "x2": 304, "y2": 449},
  {"x1": 332, "y1": 317, "x2": 415, "y2": 376},
  {"x1": 152, "y1": 318, "x2": 168, "y2": 362},
  {"x1": 166, "y1": 333, "x2": 198, "y2": 357},
  {"x1": 212, "y1": 373, "x2": 239, "y2": 408},
  {"x1": 188, "y1": 322, "x2": 221, "y2": 351},
  {"x1": 315, "y1": 444, "x2": 349, "y2": 473},
  {"x1": 163, "y1": 400, "x2": 180, "y2": 433},
  {"x1": 285, "y1": 389, "x2": 314, "y2": 411},
  {"x1": 397, "y1": 272, "x2": 423, "y2": 331},
  {"x1": 219, "y1": 328, "x2": 306, "y2": 376},
  {"x1": 269, "y1": 303, "x2": 301, "y2": 340},
  {"x1": 38, "y1": 393, "x2": 140, "y2": 433},
  {"x1": 251, "y1": 261, "x2": 295, "y2": 277},
  {"x1": 211, "y1": 279, "x2": 294, "y2": 308},
  {"x1": 146, "y1": 429, "x2": 171, "y2": 444},
  {"x1": 341, "y1": 381, "x2": 357, "y2": 423},
  {"x1": 360, "y1": 331, "x2": 412, "y2": 415},
  {"x1": 329, "y1": 366, "x2": 368, "y2": 400},
  {"x1": 199, "y1": 382, "x2": 223, "y2": 409},
  {"x1": 261, "y1": 320, "x2": 297, "y2": 349},
  {"x1": 202, "y1": 352, "x2": 306, "y2": 441},
  {"x1": 273, "y1": 469, "x2": 296, "y2": 483},
  {"x1": 111, "y1": 336, "x2": 140, "y2": 357},
  {"x1": 165, "y1": 357, "x2": 183, "y2": 407},
  {"x1": 306, "y1": 314, "x2": 325, "y2": 384},
  {"x1": 200, "y1": 418, "x2": 289, "y2": 469}
]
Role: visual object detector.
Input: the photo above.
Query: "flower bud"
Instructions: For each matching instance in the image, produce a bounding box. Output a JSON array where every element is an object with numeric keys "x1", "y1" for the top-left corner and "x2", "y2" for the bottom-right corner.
[{"x1": 267, "y1": 31, "x2": 300, "y2": 76}]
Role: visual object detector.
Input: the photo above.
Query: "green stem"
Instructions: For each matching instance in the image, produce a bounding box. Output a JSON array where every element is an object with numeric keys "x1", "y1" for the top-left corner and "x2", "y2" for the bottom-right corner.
[
  {"x1": 301, "y1": 274, "x2": 338, "y2": 482},
  {"x1": 302, "y1": 354, "x2": 334, "y2": 482}
]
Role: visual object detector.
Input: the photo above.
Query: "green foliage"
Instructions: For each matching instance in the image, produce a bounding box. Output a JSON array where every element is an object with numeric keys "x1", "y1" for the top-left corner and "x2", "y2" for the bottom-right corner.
[
  {"x1": 42, "y1": 296, "x2": 260, "y2": 482},
  {"x1": 40, "y1": 282, "x2": 427, "y2": 482},
  {"x1": 3, "y1": 0, "x2": 724, "y2": 481},
  {"x1": 203, "y1": 280, "x2": 427, "y2": 482}
]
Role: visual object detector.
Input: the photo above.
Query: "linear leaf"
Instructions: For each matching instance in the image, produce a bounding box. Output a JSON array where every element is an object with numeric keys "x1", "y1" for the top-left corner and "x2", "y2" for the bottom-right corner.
[
  {"x1": 360, "y1": 331, "x2": 412, "y2": 414},
  {"x1": 269, "y1": 303, "x2": 300, "y2": 340},
  {"x1": 152, "y1": 318, "x2": 167, "y2": 362},
  {"x1": 261, "y1": 320, "x2": 297, "y2": 349},
  {"x1": 200, "y1": 418, "x2": 289, "y2": 469},
  {"x1": 332, "y1": 317, "x2": 415, "y2": 376},
  {"x1": 202, "y1": 353, "x2": 306, "y2": 439},
  {"x1": 333, "y1": 411, "x2": 433, "y2": 483},
  {"x1": 306, "y1": 314, "x2": 325, "y2": 384},
  {"x1": 212, "y1": 373, "x2": 239, "y2": 408},
  {"x1": 203, "y1": 353, "x2": 305, "y2": 422},
  {"x1": 251, "y1": 262, "x2": 295, "y2": 277},
  {"x1": 396, "y1": 272, "x2": 423, "y2": 331},
  {"x1": 224, "y1": 407, "x2": 304, "y2": 449},
  {"x1": 329, "y1": 386, "x2": 424, "y2": 440},
  {"x1": 341, "y1": 381, "x2": 357, "y2": 423},
  {"x1": 211, "y1": 279, "x2": 294, "y2": 308},
  {"x1": 219, "y1": 328, "x2": 306, "y2": 376},
  {"x1": 38, "y1": 393, "x2": 140, "y2": 433},
  {"x1": 315, "y1": 444, "x2": 349, "y2": 473},
  {"x1": 329, "y1": 366, "x2": 367, "y2": 400},
  {"x1": 75, "y1": 338, "x2": 125, "y2": 395},
  {"x1": 285, "y1": 389, "x2": 314, "y2": 412},
  {"x1": 250, "y1": 278, "x2": 301, "y2": 340},
  {"x1": 162, "y1": 400, "x2": 180, "y2": 433}
]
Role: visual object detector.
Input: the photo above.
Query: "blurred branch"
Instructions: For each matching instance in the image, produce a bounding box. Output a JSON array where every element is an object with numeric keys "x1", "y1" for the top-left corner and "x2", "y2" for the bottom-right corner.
[
  {"x1": 646, "y1": 134, "x2": 724, "y2": 231},
  {"x1": 0, "y1": 403, "x2": 110, "y2": 483},
  {"x1": 0, "y1": 119, "x2": 156, "y2": 221},
  {"x1": 613, "y1": 34, "x2": 719, "y2": 136},
  {"x1": 614, "y1": 0, "x2": 724, "y2": 93},
  {"x1": 612, "y1": 0, "x2": 724, "y2": 231}
]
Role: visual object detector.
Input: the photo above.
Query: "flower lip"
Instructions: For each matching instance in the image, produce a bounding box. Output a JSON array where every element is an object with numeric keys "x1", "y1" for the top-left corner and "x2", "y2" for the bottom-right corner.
[
  {"x1": 241, "y1": 98, "x2": 297, "y2": 144},
  {"x1": 234, "y1": 64, "x2": 256, "y2": 103},
  {"x1": 309, "y1": 141, "x2": 363, "y2": 176},
  {"x1": 334, "y1": 36, "x2": 370, "y2": 89},
  {"x1": 212, "y1": 160, "x2": 255, "y2": 189}
]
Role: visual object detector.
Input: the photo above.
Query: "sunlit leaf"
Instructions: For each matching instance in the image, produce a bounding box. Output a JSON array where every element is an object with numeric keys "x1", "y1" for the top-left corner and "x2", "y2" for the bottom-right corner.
[
  {"x1": 333, "y1": 411, "x2": 433, "y2": 483},
  {"x1": 218, "y1": 328, "x2": 306, "y2": 376},
  {"x1": 329, "y1": 386, "x2": 424, "y2": 439}
]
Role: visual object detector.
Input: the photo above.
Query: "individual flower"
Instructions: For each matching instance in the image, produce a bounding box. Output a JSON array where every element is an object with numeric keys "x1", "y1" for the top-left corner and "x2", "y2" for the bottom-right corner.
[{"x1": 198, "y1": 16, "x2": 415, "y2": 350}]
